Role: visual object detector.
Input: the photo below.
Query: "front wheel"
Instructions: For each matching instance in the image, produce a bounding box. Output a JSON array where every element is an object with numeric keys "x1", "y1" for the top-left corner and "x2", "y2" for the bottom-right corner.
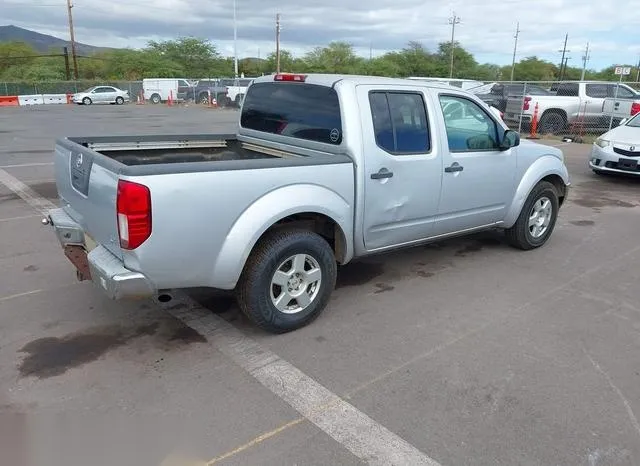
[
  {"x1": 505, "y1": 181, "x2": 559, "y2": 250},
  {"x1": 236, "y1": 229, "x2": 337, "y2": 333},
  {"x1": 82, "y1": 97, "x2": 92, "y2": 105}
]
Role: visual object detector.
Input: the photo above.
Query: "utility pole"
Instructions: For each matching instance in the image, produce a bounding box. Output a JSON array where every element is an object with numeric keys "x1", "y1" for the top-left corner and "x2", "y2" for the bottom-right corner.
[
  {"x1": 63, "y1": 46, "x2": 71, "y2": 80},
  {"x1": 580, "y1": 41, "x2": 590, "y2": 81},
  {"x1": 275, "y1": 13, "x2": 281, "y2": 74},
  {"x1": 66, "y1": 0, "x2": 78, "y2": 80},
  {"x1": 232, "y1": 0, "x2": 238, "y2": 79},
  {"x1": 510, "y1": 22, "x2": 520, "y2": 82},
  {"x1": 448, "y1": 12, "x2": 460, "y2": 78},
  {"x1": 557, "y1": 33, "x2": 569, "y2": 82},
  {"x1": 636, "y1": 55, "x2": 640, "y2": 82}
]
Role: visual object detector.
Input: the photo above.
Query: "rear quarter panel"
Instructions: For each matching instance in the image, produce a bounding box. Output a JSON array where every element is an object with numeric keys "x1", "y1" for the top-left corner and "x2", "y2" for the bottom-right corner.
[{"x1": 123, "y1": 161, "x2": 355, "y2": 290}]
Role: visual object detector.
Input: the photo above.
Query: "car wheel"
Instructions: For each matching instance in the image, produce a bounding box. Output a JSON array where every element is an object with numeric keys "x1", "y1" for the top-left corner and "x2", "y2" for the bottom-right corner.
[
  {"x1": 82, "y1": 97, "x2": 92, "y2": 105},
  {"x1": 505, "y1": 181, "x2": 559, "y2": 250},
  {"x1": 236, "y1": 228, "x2": 337, "y2": 334},
  {"x1": 115, "y1": 96, "x2": 124, "y2": 105},
  {"x1": 538, "y1": 111, "x2": 566, "y2": 134},
  {"x1": 198, "y1": 93, "x2": 210, "y2": 105},
  {"x1": 150, "y1": 94, "x2": 161, "y2": 104}
]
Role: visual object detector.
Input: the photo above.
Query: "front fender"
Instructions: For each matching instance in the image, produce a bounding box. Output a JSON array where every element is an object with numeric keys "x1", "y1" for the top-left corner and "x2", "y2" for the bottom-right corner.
[
  {"x1": 503, "y1": 155, "x2": 570, "y2": 228},
  {"x1": 210, "y1": 184, "x2": 354, "y2": 289}
]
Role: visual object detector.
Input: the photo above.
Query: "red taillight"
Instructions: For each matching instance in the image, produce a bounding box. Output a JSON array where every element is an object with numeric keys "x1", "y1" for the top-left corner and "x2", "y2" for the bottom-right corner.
[
  {"x1": 274, "y1": 73, "x2": 306, "y2": 82},
  {"x1": 631, "y1": 102, "x2": 640, "y2": 116},
  {"x1": 116, "y1": 179, "x2": 151, "y2": 250},
  {"x1": 523, "y1": 96, "x2": 532, "y2": 111}
]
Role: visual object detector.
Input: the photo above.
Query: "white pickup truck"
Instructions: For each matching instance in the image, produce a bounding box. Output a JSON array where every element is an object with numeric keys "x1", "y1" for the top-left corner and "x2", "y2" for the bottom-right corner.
[
  {"x1": 504, "y1": 81, "x2": 640, "y2": 133},
  {"x1": 219, "y1": 78, "x2": 254, "y2": 107},
  {"x1": 44, "y1": 73, "x2": 570, "y2": 333}
]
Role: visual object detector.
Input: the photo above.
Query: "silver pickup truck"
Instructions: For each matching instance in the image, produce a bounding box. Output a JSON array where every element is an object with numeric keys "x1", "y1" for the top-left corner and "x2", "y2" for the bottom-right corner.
[{"x1": 44, "y1": 73, "x2": 570, "y2": 333}]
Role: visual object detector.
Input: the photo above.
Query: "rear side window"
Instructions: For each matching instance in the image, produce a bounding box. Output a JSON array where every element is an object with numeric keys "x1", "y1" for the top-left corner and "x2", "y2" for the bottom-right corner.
[
  {"x1": 240, "y1": 82, "x2": 343, "y2": 145},
  {"x1": 555, "y1": 83, "x2": 579, "y2": 96},
  {"x1": 585, "y1": 84, "x2": 608, "y2": 98},
  {"x1": 369, "y1": 91, "x2": 430, "y2": 154}
]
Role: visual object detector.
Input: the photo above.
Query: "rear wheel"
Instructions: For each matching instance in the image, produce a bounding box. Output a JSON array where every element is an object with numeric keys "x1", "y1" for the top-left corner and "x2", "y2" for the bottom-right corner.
[
  {"x1": 236, "y1": 229, "x2": 337, "y2": 333},
  {"x1": 115, "y1": 96, "x2": 124, "y2": 105},
  {"x1": 150, "y1": 93, "x2": 161, "y2": 104},
  {"x1": 198, "y1": 93, "x2": 210, "y2": 105},
  {"x1": 538, "y1": 111, "x2": 566, "y2": 134},
  {"x1": 505, "y1": 181, "x2": 559, "y2": 250}
]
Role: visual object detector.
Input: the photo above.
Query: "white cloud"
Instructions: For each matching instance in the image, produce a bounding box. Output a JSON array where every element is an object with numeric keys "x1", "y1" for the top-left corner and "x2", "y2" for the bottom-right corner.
[{"x1": 2, "y1": 0, "x2": 640, "y2": 69}]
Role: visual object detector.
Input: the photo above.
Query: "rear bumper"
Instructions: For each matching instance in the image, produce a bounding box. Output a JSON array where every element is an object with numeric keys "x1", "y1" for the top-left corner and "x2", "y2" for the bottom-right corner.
[{"x1": 46, "y1": 207, "x2": 155, "y2": 299}]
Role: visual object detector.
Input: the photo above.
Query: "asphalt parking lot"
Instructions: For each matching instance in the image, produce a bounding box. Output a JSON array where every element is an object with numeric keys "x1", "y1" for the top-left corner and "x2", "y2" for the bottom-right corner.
[{"x1": 1, "y1": 103, "x2": 640, "y2": 466}]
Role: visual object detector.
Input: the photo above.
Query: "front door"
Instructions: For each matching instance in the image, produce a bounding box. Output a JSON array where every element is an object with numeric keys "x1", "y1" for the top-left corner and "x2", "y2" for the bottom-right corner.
[
  {"x1": 434, "y1": 93, "x2": 517, "y2": 235},
  {"x1": 358, "y1": 85, "x2": 443, "y2": 251}
]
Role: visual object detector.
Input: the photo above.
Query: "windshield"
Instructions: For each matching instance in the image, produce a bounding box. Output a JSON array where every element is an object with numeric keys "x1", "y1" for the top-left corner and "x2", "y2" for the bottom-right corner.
[
  {"x1": 626, "y1": 113, "x2": 640, "y2": 127},
  {"x1": 81, "y1": 87, "x2": 97, "y2": 93}
]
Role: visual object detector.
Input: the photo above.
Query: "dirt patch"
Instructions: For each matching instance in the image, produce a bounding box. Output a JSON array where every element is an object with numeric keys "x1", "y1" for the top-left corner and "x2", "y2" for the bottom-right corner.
[
  {"x1": 18, "y1": 319, "x2": 206, "y2": 379},
  {"x1": 336, "y1": 261, "x2": 385, "y2": 289},
  {"x1": 570, "y1": 220, "x2": 595, "y2": 227},
  {"x1": 572, "y1": 197, "x2": 636, "y2": 209},
  {"x1": 23, "y1": 265, "x2": 38, "y2": 272},
  {"x1": 374, "y1": 283, "x2": 395, "y2": 294},
  {"x1": 28, "y1": 181, "x2": 58, "y2": 200}
]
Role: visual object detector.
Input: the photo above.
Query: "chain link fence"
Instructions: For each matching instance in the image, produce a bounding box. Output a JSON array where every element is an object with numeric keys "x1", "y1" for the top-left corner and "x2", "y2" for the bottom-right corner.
[{"x1": 3, "y1": 78, "x2": 640, "y2": 140}]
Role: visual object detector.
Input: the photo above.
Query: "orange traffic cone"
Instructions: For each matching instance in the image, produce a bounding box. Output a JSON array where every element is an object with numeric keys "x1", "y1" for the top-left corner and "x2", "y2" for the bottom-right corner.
[
  {"x1": 167, "y1": 90, "x2": 173, "y2": 107},
  {"x1": 527, "y1": 102, "x2": 540, "y2": 139}
]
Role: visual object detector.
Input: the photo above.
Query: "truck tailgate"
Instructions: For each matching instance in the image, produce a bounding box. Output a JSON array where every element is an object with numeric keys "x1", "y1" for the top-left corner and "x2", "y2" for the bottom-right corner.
[{"x1": 54, "y1": 140, "x2": 123, "y2": 260}]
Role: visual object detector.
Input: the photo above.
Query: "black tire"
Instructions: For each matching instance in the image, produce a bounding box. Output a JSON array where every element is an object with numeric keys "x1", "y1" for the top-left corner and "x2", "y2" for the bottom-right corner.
[
  {"x1": 505, "y1": 181, "x2": 559, "y2": 250},
  {"x1": 115, "y1": 96, "x2": 124, "y2": 105},
  {"x1": 150, "y1": 94, "x2": 161, "y2": 104},
  {"x1": 538, "y1": 111, "x2": 566, "y2": 134},
  {"x1": 198, "y1": 93, "x2": 209, "y2": 105},
  {"x1": 236, "y1": 228, "x2": 337, "y2": 334},
  {"x1": 82, "y1": 97, "x2": 92, "y2": 105}
]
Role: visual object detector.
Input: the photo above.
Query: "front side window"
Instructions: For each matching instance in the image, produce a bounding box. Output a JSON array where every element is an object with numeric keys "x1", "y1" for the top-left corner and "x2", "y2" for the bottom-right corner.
[
  {"x1": 369, "y1": 91, "x2": 430, "y2": 154},
  {"x1": 439, "y1": 95, "x2": 500, "y2": 152}
]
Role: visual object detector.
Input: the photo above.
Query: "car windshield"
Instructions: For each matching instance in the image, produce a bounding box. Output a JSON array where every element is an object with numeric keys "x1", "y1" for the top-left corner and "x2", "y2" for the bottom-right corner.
[
  {"x1": 81, "y1": 87, "x2": 97, "y2": 93},
  {"x1": 626, "y1": 114, "x2": 640, "y2": 127}
]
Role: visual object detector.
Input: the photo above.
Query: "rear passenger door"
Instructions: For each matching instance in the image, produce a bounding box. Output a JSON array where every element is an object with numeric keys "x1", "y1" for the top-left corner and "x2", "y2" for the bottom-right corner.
[{"x1": 357, "y1": 86, "x2": 443, "y2": 251}]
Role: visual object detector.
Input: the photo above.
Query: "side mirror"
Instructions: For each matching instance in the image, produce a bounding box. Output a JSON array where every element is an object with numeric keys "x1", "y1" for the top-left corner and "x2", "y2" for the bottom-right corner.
[
  {"x1": 500, "y1": 129, "x2": 520, "y2": 150},
  {"x1": 619, "y1": 118, "x2": 628, "y2": 126}
]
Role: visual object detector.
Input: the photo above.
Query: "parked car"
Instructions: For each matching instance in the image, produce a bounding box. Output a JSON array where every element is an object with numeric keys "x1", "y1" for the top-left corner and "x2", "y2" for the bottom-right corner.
[
  {"x1": 189, "y1": 79, "x2": 229, "y2": 105},
  {"x1": 44, "y1": 73, "x2": 569, "y2": 333},
  {"x1": 73, "y1": 86, "x2": 130, "y2": 105},
  {"x1": 590, "y1": 112, "x2": 640, "y2": 176},
  {"x1": 504, "y1": 81, "x2": 640, "y2": 133}
]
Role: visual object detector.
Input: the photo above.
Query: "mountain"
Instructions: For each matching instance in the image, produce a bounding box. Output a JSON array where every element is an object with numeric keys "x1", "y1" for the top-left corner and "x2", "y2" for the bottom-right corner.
[{"x1": 0, "y1": 25, "x2": 112, "y2": 55}]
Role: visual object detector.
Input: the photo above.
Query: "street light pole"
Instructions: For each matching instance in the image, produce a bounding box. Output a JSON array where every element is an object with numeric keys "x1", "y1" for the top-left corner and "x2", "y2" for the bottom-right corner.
[{"x1": 233, "y1": 0, "x2": 238, "y2": 79}]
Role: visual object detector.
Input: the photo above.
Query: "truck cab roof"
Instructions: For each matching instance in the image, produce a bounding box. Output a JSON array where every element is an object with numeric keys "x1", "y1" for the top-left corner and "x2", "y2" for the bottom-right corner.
[{"x1": 252, "y1": 73, "x2": 458, "y2": 91}]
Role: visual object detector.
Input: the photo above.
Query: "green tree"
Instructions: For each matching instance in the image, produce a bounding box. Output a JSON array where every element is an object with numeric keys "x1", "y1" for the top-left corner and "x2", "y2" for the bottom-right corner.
[
  {"x1": 145, "y1": 37, "x2": 223, "y2": 77},
  {"x1": 0, "y1": 41, "x2": 38, "y2": 79},
  {"x1": 304, "y1": 42, "x2": 364, "y2": 73},
  {"x1": 434, "y1": 41, "x2": 477, "y2": 78}
]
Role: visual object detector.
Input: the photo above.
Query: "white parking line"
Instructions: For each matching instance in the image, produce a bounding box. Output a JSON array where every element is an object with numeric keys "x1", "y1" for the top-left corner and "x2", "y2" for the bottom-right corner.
[
  {"x1": 0, "y1": 214, "x2": 42, "y2": 223},
  {"x1": 0, "y1": 162, "x2": 54, "y2": 169},
  {"x1": 160, "y1": 292, "x2": 443, "y2": 466},
  {"x1": 0, "y1": 168, "x2": 57, "y2": 216}
]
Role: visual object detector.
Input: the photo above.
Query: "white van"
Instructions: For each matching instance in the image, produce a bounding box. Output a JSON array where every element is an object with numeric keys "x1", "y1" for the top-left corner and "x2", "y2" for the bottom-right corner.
[{"x1": 142, "y1": 78, "x2": 193, "y2": 104}]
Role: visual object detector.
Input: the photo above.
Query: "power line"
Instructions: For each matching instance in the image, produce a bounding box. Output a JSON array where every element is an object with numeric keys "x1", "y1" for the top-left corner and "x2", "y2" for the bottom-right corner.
[{"x1": 448, "y1": 12, "x2": 460, "y2": 78}]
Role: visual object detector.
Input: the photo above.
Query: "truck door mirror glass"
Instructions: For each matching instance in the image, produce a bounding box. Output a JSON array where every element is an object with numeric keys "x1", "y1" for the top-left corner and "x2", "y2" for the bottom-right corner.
[{"x1": 501, "y1": 130, "x2": 520, "y2": 150}]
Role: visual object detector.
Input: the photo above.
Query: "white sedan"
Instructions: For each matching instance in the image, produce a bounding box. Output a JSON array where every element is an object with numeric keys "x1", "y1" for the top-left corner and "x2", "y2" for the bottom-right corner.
[
  {"x1": 73, "y1": 86, "x2": 130, "y2": 105},
  {"x1": 590, "y1": 113, "x2": 640, "y2": 176}
]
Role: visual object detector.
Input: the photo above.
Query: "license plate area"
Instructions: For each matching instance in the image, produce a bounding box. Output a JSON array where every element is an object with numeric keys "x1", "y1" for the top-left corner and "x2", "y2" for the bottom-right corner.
[
  {"x1": 618, "y1": 158, "x2": 638, "y2": 170},
  {"x1": 64, "y1": 245, "x2": 91, "y2": 281}
]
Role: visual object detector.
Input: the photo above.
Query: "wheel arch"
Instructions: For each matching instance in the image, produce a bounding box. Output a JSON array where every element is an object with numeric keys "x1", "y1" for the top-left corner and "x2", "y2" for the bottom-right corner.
[
  {"x1": 210, "y1": 184, "x2": 353, "y2": 290},
  {"x1": 503, "y1": 156, "x2": 569, "y2": 228}
]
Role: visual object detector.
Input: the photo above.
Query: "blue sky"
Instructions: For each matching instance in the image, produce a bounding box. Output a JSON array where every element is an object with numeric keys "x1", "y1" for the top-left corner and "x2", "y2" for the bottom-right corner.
[{"x1": 2, "y1": 0, "x2": 640, "y2": 72}]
